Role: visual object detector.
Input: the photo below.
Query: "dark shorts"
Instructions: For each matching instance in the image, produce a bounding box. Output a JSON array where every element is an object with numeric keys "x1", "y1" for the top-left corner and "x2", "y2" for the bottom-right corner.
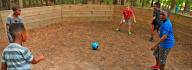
[
  {"x1": 153, "y1": 46, "x2": 171, "y2": 64},
  {"x1": 152, "y1": 20, "x2": 160, "y2": 31},
  {"x1": 7, "y1": 32, "x2": 13, "y2": 43}
]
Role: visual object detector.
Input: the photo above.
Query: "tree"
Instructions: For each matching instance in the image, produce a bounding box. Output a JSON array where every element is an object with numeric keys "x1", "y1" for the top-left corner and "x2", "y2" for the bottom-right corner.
[
  {"x1": 1, "y1": 0, "x2": 11, "y2": 10},
  {"x1": 142, "y1": 0, "x2": 145, "y2": 8},
  {"x1": 151, "y1": 0, "x2": 154, "y2": 7},
  {"x1": 121, "y1": 0, "x2": 125, "y2": 5},
  {"x1": 184, "y1": 0, "x2": 192, "y2": 13},
  {"x1": 156, "y1": 0, "x2": 160, "y2": 2},
  {"x1": 113, "y1": 0, "x2": 118, "y2": 4},
  {"x1": 170, "y1": 0, "x2": 176, "y2": 13}
]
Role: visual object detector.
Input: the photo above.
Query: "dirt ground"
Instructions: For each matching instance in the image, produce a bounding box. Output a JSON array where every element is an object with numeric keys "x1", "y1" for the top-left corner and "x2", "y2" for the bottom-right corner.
[{"x1": 0, "y1": 19, "x2": 192, "y2": 70}]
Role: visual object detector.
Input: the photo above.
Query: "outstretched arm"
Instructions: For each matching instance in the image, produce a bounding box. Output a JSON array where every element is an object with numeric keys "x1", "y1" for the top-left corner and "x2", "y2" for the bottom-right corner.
[
  {"x1": 151, "y1": 35, "x2": 167, "y2": 51},
  {"x1": 132, "y1": 13, "x2": 136, "y2": 23},
  {"x1": 31, "y1": 55, "x2": 45, "y2": 64}
]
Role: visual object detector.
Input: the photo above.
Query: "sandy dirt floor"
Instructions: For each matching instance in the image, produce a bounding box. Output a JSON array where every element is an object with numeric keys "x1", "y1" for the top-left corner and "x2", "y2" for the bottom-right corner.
[{"x1": 0, "y1": 20, "x2": 191, "y2": 70}]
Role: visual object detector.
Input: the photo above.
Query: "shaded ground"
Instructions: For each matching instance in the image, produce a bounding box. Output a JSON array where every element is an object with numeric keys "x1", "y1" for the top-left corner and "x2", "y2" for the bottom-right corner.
[
  {"x1": 0, "y1": 19, "x2": 190, "y2": 70},
  {"x1": 27, "y1": 21, "x2": 155, "y2": 70},
  {"x1": 0, "y1": 13, "x2": 192, "y2": 70}
]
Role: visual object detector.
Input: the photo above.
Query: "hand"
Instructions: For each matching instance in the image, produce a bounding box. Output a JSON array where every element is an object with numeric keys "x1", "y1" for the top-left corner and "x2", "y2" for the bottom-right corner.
[
  {"x1": 31, "y1": 55, "x2": 45, "y2": 64},
  {"x1": 150, "y1": 46, "x2": 156, "y2": 51},
  {"x1": 153, "y1": 17, "x2": 155, "y2": 20},
  {"x1": 150, "y1": 45, "x2": 158, "y2": 51},
  {"x1": 38, "y1": 55, "x2": 45, "y2": 61},
  {"x1": 134, "y1": 19, "x2": 136, "y2": 23},
  {"x1": 122, "y1": 19, "x2": 125, "y2": 23}
]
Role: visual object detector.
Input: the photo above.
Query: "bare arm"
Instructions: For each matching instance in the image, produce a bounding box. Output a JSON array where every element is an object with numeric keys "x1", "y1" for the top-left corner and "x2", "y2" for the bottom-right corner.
[
  {"x1": 151, "y1": 35, "x2": 168, "y2": 50},
  {"x1": 1, "y1": 63, "x2": 7, "y2": 70},
  {"x1": 132, "y1": 14, "x2": 136, "y2": 23},
  {"x1": 31, "y1": 55, "x2": 45, "y2": 64},
  {"x1": 131, "y1": 9, "x2": 136, "y2": 23}
]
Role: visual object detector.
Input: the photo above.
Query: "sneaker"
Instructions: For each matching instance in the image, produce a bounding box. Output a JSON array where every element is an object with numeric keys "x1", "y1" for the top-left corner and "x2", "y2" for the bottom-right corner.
[
  {"x1": 150, "y1": 65, "x2": 160, "y2": 69},
  {"x1": 116, "y1": 28, "x2": 120, "y2": 31},
  {"x1": 128, "y1": 32, "x2": 132, "y2": 35},
  {"x1": 149, "y1": 37, "x2": 154, "y2": 42}
]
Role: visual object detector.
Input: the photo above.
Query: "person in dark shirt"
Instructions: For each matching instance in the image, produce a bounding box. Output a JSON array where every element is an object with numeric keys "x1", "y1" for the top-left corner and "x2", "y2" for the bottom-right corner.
[{"x1": 149, "y1": 2, "x2": 161, "y2": 42}]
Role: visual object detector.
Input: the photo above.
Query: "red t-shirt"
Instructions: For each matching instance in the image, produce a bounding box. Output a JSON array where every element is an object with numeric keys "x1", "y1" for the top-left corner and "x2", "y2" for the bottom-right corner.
[{"x1": 122, "y1": 8, "x2": 134, "y2": 19}]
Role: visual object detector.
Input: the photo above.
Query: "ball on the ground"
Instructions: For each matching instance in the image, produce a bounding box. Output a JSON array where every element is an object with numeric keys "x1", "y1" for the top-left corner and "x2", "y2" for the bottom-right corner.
[{"x1": 91, "y1": 42, "x2": 99, "y2": 50}]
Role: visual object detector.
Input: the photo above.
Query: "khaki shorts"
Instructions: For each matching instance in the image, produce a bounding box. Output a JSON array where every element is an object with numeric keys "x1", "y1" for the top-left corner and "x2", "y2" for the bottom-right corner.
[{"x1": 120, "y1": 19, "x2": 132, "y2": 25}]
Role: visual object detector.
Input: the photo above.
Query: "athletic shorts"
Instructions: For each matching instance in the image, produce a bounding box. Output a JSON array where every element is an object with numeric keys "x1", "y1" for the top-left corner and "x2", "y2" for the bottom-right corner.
[
  {"x1": 120, "y1": 19, "x2": 132, "y2": 25},
  {"x1": 153, "y1": 46, "x2": 171, "y2": 64}
]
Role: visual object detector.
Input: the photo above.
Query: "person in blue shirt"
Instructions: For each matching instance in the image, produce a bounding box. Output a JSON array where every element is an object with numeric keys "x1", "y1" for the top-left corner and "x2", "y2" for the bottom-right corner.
[
  {"x1": 150, "y1": 11, "x2": 175, "y2": 70},
  {"x1": 175, "y1": 5, "x2": 180, "y2": 14}
]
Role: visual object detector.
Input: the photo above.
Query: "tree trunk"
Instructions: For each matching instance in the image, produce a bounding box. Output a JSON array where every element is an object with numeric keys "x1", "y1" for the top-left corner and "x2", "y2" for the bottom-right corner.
[
  {"x1": 121, "y1": 0, "x2": 125, "y2": 5},
  {"x1": 184, "y1": 0, "x2": 192, "y2": 13},
  {"x1": 151, "y1": 0, "x2": 154, "y2": 7},
  {"x1": 45, "y1": 0, "x2": 49, "y2": 6},
  {"x1": 170, "y1": 0, "x2": 176, "y2": 13},
  {"x1": 134, "y1": 0, "x2": 137, "y2": 7},
  {"x1": 2, "y1": 0, "x2": 10, "y2": 9},
  {"x1": 113, "y1": 0, "x2": 118, "y2": 5},
  {"x1": 156, "y1": 0, "x2": 160, "y2": 2},
  {"x1": 40, "y1": 0, "x2": 44, "y2": 6},
  {"x1": 145, "y1": 0, "x2": 150, "y2": 7},
  {"x1": 92, "y1": 0, "x2": 95, "y2": 4},
  {"x1": 142, "y1": 0, "x2": 145, "y2": 8}
]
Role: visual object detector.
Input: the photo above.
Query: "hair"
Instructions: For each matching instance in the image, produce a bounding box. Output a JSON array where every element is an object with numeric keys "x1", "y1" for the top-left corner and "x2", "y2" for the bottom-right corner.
[
  {"x1": 12, "y1": 6, "x2": 19, "y2": 12},
  {"x1": 160, "y1": 10, "x2": 169, "y2": 18},
  {"x1": 9, "y1": 23, "x2": 25, "y2": 41},
  {"x1": 154, "y1": 2, "x2": 161, "y2": 8}
]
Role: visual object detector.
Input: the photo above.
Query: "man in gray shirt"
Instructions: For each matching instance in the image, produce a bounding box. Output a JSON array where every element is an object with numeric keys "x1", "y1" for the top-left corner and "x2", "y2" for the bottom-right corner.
[{"x1": 6, "y1": 6, "x2": 23, "y2": 43}]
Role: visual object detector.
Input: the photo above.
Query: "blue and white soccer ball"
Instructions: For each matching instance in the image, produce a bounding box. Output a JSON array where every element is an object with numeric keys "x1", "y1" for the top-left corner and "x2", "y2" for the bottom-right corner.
[{"x1": 91, "y1": 42, "x2": 99, "y2": 50}]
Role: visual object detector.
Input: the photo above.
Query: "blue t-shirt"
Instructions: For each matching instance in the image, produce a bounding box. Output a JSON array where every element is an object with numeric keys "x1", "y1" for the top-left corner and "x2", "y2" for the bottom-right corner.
[{"x1": 159, "y1": 18, "x2": 175, "y2": 48}]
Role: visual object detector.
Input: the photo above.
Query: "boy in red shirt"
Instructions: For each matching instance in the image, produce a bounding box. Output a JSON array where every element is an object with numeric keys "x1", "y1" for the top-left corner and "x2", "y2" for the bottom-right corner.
[{"x1": 116, "y1": 5, "x2": 136, "y2": 35}]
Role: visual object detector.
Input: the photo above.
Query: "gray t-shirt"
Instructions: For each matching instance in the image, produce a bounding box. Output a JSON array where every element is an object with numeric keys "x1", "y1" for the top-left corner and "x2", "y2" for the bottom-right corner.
[
  {"x1": 6, "y1": 15, "x2": 24, "y2": 43},
  {"x1": 6, "y1": 15, "x2": 23, "y2": 25}
]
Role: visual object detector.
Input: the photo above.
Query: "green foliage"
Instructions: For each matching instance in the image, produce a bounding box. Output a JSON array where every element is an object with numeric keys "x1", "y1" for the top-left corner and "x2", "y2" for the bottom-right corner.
[{"x1": 104, "y1": 0, "x2": 113, "y2": 4}]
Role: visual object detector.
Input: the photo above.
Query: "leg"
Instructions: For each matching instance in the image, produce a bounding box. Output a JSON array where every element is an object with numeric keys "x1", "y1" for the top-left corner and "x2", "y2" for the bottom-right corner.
[
  {"x1": 160, "y1": 64, "x2": 165, "y2": 70},
  {"x1": 151, "y1": 47, "x2": 160, "y2": 69},
  {"x1": 116, "y1": 19, "x2": 123, "y2": 31},
  {"x1": 127, "y1": 19, "x2": 132, "y2": 35},
  {"x1": 159, "y1": 47, "x2": 171, "y2": 70},
  {"x1": 128, "y1": 23, "x2": 132, "y2": 33},
  {"x1": 155, "y1": 57, "x2": 160, "y2": 66}
]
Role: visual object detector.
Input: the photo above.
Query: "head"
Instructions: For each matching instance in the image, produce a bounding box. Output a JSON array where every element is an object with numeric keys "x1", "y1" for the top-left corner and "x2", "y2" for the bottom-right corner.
[
  {"x1": 154, "y1": 2, "x2": 161, "y2": 8},
  {"x1": 9, "y1": 23, "x2": 27, "y2": 43},
  {"x1": 12, "y1": 6, "x2": 21, "y2": 16},
  {"x1": 160, "y1": 11, "x2": 168, "y2": 20},
  {"x1": 125, "y1": 3, "x2": 130, "y2": 9}
]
